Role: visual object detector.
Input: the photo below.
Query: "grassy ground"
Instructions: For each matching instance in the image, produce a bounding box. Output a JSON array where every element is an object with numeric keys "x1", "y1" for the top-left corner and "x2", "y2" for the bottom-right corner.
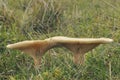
[{"x1": 0, "y1": 0, "x2": 120, "y2": 80}]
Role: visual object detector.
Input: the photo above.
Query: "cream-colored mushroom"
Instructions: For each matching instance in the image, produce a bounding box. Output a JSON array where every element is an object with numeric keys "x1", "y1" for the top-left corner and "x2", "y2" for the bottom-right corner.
[{"x1": 7, "y1": 36, "x2": 113, "y2": 67}]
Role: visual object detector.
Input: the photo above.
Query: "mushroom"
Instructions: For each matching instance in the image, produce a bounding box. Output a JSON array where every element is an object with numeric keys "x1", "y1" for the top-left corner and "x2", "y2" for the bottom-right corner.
[{"x1": 7, "y1": 36, "x2": 113, "y2": 67}]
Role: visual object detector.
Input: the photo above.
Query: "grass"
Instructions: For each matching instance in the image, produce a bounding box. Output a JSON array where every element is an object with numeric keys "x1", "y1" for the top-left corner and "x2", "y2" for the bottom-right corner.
[{"x1": 0, "y1": 0, "x2": 120, "y2": 80}]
